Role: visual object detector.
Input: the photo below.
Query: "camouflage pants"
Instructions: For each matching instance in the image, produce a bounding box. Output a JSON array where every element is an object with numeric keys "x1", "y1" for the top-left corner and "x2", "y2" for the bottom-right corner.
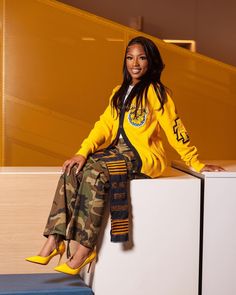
[{"x1": 43, "y1": 139, "x2": 144, "y2": 250}]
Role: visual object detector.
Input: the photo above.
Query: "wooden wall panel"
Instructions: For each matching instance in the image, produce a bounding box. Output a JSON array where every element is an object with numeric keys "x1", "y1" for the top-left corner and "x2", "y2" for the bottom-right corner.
[{"x1": 0, "y1": 167, "x2": 77, "y2": 274}]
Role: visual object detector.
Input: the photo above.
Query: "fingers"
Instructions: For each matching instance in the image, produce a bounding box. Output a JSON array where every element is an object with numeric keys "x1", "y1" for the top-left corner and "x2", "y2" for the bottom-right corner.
[
  {"x1": 201, "y1": 164, "x2": 225, "y2": 172},
  {"x1": 61, "y1": 159, "x2": 77, "y2": 175},
  {"x1": 62, "y1": 160, "x2": 71, "y2": 173},
  {"x1": 215, "y1": 167, "x2": 225, "y2": 171},
  {"x1": 66, "y1": 161, "x2": 76, "y2": 175},
  {"x1": 62, "y1": 155, "x2": 86, "y2": 175},
  {"x1": 75, "y1": 156, "x2": 86, "y2": 175},
  {"x1": 75, "y1": 162, "x2": 83, "y2": 175},
  {"x1": 209, "y1": 165, "x2": 225, "y2": 172}
]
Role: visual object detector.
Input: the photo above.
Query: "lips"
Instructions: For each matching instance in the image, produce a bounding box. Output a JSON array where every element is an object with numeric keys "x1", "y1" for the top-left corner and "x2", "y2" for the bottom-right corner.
[{"x1": 131, "y1": 68, "x2": 141, "y2": 74}]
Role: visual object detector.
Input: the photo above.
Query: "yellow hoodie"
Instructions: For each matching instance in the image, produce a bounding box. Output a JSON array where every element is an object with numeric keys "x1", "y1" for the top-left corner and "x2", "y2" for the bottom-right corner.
[{"x1": 76, "y1": 84, "x2": 205, "y2": 178}]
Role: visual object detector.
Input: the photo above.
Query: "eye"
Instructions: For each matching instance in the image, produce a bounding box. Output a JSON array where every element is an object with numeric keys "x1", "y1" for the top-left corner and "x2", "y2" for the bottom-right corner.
[
  {"x1": 140, "y1": 56, "x2": 147, "y2": 60},
  {"x1": 126, "y1": 56, "x2": 133, "y2": 60}
]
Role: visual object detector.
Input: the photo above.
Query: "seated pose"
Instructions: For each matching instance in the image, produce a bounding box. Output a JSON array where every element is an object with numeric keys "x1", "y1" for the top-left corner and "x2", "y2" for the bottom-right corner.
[{"x1": 26, "y1": 36, "x2": 224, "y2": 275}]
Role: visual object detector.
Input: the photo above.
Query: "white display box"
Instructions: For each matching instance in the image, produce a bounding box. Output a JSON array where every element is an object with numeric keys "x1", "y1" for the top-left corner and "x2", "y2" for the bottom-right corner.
[
  {"x1": 172, "y1": 160, "x2": 236, "y2": 295},
  {"x1": 86, "y1": 167, "x2": 201, "y2": 295}
]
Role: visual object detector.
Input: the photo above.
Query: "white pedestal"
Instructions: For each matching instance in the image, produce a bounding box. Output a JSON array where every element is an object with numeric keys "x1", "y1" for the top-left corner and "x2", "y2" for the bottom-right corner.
[
  {"x1": 172, "y1": 160, "x2": 236, "y2": 295},
  {"x1": 88, "y1": 167, "x2": 201, "y2": 295}
]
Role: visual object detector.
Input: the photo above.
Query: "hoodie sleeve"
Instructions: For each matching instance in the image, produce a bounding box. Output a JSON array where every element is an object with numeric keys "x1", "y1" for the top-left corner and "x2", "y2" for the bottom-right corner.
[
  {"x1": 157, "y1": 93, "x2": 205, "y2": 172},
  {"x1": 75, "y1": 87, "x2": 118, "y2": 158}
]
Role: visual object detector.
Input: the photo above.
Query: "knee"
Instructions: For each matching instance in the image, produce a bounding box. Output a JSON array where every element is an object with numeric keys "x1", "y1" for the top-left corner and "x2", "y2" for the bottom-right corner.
[
  {"x1": 82, "y1": 164, "x2": 108, "y2": 187},
  {"x1": 61, "y1": 165, "x2": 79, "y2": 183}
]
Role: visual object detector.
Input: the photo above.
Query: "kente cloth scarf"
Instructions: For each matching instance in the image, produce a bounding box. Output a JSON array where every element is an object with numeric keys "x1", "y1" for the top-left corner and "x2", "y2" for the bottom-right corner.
[{"x1": 91, "y1": 149, "x2": 129, "y2": 242}]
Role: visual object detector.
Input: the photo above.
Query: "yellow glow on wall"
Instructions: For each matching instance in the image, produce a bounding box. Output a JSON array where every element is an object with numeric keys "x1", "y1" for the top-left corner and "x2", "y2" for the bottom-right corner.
[
  {"x1": 0, "y1": 0, "x2": 3, "y2": 165},
  {"x1": 0, "y1": 0, "x2": 236, "y2": 166}
]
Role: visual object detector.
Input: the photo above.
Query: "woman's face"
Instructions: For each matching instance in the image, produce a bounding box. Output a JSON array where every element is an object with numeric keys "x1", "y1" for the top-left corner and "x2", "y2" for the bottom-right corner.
[{"x1": 126, "y1": 44, "x2": 148, "y2": 85}]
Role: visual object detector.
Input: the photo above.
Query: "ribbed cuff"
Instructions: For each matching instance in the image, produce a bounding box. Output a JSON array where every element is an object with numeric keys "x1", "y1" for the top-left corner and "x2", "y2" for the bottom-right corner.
[{"x1": 75, "y1": 147, "x2": 90, "y2": 159}]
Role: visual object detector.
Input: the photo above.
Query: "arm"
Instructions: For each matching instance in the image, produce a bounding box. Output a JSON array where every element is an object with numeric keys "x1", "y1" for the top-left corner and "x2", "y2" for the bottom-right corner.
[
  {"x1": 76, "y1": 86, "x2": 119, "y2": 157},
  {"x1": 75, "y1": 97, "x2": 115, "y2": 158},
  {"x1": 62, "y1": 96, "x2": 115, "y2": 175},
  {"x1": 62, "y1": 87, "x2": 118, "y2": 175},
  {"x1": 157, "y1": 93, "x2": 205, "y2": 172}
]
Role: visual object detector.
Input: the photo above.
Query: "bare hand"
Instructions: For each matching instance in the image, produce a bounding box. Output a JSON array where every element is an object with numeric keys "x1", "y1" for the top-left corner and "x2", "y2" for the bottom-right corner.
[
  {"x1": 62, "y1": 154, "x2": 86, "y2": 175},
  {"x1": 200, "y1": 164, "x2": 225, "y2": 172}
]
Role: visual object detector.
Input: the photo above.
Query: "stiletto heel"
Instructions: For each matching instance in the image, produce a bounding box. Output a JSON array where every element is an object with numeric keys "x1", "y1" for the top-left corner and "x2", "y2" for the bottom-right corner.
[
  {"x1": 25, "y1": 241, "x2": 66, "y2": 265},
  {"x1": 87, "y1": 261, "x2": 92, "y2": 273},
  {"x1": 54, "y1": 251, "x2": 97, "y2": 275},
  {"x1": 57, "y1": 253, "x2": 63, "y2": 266}
]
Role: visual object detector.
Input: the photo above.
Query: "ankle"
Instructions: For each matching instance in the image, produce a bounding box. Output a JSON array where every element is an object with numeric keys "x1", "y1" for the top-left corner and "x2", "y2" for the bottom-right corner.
[
  {"x1": 38, "y1": 236, "x2": 57, "y2": 257},
  {"x1": 67, "y1": 248, "x2": 92, "y2": 269}
]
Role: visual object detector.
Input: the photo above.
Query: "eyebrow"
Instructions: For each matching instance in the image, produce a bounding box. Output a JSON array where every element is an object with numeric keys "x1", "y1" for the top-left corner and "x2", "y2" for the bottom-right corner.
[{"x1": 126, "y1": 52, "x2": 146, "y2": 56}]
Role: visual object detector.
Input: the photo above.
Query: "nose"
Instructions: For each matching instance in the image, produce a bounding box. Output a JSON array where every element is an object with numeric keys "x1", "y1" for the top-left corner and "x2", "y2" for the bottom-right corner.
[{"x1": 133, "y1": 57, "x2": 139, "y2": 67}]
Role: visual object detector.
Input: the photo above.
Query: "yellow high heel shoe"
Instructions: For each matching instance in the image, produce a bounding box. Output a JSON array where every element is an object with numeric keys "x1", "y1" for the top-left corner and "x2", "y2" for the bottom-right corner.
[
  {"x1": 25, "y1": 241, "x2": 65, "y2": 265},
  {"x1": 54, "y1": 251, "x2": 97, "y2": 275}
]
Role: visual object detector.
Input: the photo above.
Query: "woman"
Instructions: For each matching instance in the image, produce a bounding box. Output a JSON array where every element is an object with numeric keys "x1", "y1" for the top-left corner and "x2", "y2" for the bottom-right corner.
[{"x1": 26, "y1": 36, "x2": 224, "y2": 275}]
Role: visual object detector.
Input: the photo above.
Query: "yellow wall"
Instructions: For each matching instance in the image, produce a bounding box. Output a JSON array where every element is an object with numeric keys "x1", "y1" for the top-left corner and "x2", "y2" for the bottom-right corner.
[
  {"x1": 0, "y1": 0, "x2": 3, "y2": 165},
  {"x1": 1, "y1": 0, "x2": 236, "y2": 166},
  {"x1": 4, "y1": 0, "x2": 126, "y2": 165}
]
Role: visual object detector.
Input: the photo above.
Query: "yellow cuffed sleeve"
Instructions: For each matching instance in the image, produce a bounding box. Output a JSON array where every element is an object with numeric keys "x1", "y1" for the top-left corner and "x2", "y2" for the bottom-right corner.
[
  {"x1": 75, "y1": 104, "x2": 113, "y2": 158},
  {"x1": 75, "y1": 86, "x2": 119, "y2": 158},
  {"x1": 157, "y1": 93, "x2": 205, "y2": 172}
]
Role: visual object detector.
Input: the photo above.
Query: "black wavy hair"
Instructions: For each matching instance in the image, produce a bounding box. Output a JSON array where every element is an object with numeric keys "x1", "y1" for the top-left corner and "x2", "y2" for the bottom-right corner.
[{"x1": 111, "y1": 36, "x2": 168, "y2": 117}]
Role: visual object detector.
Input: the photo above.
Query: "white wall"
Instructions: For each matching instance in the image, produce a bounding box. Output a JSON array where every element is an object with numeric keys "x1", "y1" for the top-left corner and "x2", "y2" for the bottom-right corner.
[{"x1": 58, "y1": 0, "x2": 236, "y2": 66}]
